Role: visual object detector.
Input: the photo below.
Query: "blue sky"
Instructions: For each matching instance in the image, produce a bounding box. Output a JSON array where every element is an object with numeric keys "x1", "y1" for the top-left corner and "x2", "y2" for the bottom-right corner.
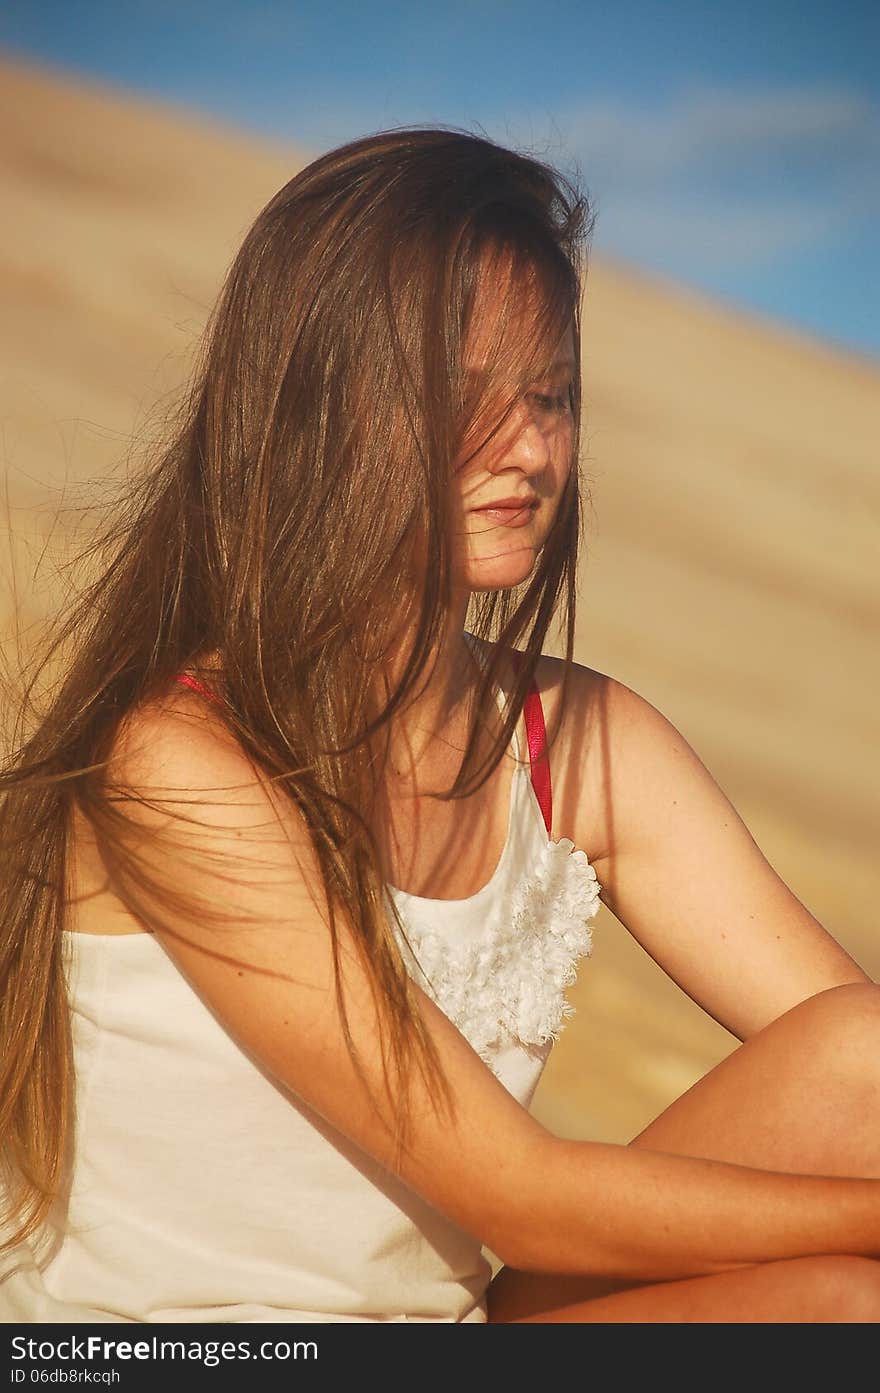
[{"x1": 2, "y1": 0, "x2": 878, "y2": 360}]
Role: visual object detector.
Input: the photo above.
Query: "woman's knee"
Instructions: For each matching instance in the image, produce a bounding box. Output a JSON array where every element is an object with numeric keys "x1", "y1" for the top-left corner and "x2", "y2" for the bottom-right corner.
[
  {"x1": 629, "y1": 980, "x2": 880, "y2": 1179},
  {"x1": 785, "y1": 981, "x2": 880, "y2": 1074},
  {"x1": 785, "y1": 1255, "x2": 880, "y2": 1322},
  {"x1": 486, "y1": 1256, "x2": 880, "y2": 1323}
]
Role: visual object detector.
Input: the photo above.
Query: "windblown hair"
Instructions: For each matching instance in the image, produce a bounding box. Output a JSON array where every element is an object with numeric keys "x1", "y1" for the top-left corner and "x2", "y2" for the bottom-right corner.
[{"x1": 0, "y1": 127, "x2": 593, "y2": 1249}]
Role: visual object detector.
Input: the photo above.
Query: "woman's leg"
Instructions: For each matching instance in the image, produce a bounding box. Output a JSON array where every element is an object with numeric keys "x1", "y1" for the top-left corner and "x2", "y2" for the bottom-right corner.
[
  {"x1": 489, "y1": 1257, "x2": 880, "y2": 1323},
  {"x1": 487, "y1": 982, "x2": 880, "y2": 1322}
]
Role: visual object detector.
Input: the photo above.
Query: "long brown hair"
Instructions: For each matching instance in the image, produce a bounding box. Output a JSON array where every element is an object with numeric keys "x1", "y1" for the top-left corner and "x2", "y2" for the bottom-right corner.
[{"x1": 0, "y1": 127, "x2": 593, "y2": 1249}]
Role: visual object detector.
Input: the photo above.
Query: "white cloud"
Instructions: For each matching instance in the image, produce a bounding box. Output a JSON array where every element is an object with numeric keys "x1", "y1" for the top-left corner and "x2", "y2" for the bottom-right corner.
[
  {"x1": 591, "y1": 193, "x2": 851, "y2": 271},
  {"x1": 496, "y1": 84, "x2": 880, "y2": 275},
  {"x1": 550, "y1": 83, "x2": 880, "y2": 185}
]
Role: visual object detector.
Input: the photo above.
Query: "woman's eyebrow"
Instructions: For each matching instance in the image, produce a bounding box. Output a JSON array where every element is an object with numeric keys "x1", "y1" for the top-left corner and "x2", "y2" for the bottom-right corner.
[
  {"x1": 524, "y1": 359, "x2": 577, "y2": 383},
  {"x1": 464, "y1": 358, "x2": 576, "y2": 382}
]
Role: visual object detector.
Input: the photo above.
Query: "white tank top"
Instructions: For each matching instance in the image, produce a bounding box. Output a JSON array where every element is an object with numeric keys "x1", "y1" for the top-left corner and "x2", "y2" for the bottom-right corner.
[{"x1": 0, "y1": 686, "x2": 601, "y2": 1324}]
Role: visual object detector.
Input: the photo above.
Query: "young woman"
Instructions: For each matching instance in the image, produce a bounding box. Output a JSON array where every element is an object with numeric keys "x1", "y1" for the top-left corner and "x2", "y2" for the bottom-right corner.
[{"x1": 1, "y1": 128, "x2": 878, "y2": 1325}]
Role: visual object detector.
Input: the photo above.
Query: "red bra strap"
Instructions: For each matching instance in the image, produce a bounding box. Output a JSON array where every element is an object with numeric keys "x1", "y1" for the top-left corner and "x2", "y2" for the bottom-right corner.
[
  {"x1": 508, "y1": 650, "x2": 552, "y2": 835},
  {"x1": 173, "y1": 673, "x2": 220, "y2": 703},
  {"x1": 521, "y1": 678, "x2": 552, "y2": 836}
]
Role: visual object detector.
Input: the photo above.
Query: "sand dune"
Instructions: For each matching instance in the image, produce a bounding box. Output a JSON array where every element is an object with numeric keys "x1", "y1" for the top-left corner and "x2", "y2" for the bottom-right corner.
[{"x1": 1, "y1": 51, "x2": 877, "y2": 1144}]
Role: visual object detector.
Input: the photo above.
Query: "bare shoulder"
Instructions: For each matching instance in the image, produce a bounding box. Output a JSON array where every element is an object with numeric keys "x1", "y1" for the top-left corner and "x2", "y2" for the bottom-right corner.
[
  {"x1": 531, "y1": 654, "x2": 689, "y2": 864},
  {"x1": 114, "y1": 684, "x2": 240, "y2": 772},
  {"x1": 108, "y1": 685, "x2": 297, "y2": 838},
  {"x1": 532, "y1": 652, "x2": 658, "y2": 722},
  {"x1": 85, "y1": 685, "x2": 336, "y2": 957},
  {"x1": 68, "y1": 686, "x2": 289, "y2": 935}
]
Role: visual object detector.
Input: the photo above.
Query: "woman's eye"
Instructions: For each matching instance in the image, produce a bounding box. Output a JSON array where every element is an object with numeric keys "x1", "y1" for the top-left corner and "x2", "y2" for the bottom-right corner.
[{"x1": 526, "y1": 388, "x2": 572, "y2": 415}]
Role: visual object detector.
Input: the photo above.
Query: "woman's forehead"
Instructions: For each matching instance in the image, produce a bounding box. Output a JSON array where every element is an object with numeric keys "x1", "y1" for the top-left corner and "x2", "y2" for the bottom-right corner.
[
  {"x1": 464, "y1": 304, "x2": 575, "y2": 374},
  {"x1": 464, "y1": 257, "x2": 574, "y2": 368}
]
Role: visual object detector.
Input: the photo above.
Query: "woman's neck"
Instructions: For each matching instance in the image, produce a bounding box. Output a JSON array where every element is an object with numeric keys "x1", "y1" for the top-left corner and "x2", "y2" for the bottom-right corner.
[{"x1": 378, "y1": 598, "x2": 481, "y2": 784}]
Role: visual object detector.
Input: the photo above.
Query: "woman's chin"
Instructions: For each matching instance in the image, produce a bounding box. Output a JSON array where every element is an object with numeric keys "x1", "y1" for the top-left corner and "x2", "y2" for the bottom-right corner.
[{"x1": 458, "y1": 544, "x2": 539, "y2": 594}]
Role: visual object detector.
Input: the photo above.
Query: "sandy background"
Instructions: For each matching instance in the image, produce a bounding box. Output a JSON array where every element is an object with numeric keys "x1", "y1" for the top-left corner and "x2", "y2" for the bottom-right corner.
[{"x1": 2, "y1": 51, "x2": 877, "y2": 1145}]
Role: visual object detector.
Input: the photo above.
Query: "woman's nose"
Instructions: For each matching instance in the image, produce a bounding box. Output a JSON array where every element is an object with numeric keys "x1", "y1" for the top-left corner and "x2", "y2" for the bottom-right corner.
[{"x1": 490, "y1": 404, "x2": 552, "y2": 476}]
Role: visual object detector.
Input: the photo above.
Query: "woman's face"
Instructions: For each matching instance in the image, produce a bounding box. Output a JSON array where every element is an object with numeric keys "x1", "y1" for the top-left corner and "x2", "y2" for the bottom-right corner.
[{"x1": 450, "y1": 310, "x2": 576, "y2": 595}]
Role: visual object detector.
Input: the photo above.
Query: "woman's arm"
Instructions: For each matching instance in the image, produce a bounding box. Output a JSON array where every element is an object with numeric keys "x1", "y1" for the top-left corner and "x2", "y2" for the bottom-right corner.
[
  {"x1": 546, "y1": 660, "x2": 870, "y2": 1041},
  {"x1": 105, "y1": 692, "x2": 880, "y2": 1282}
]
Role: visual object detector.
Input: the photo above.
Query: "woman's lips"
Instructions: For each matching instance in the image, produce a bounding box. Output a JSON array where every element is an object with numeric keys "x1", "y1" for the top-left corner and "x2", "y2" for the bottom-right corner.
[{"x1": 472, "y1": 500, "x2": 538, "y2": 528}]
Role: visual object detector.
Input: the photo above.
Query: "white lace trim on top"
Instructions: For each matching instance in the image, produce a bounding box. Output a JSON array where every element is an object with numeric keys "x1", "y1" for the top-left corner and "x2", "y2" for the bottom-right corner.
[{"x1": 391, "y1": 837, "x2": 600, "y2": 1067}]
